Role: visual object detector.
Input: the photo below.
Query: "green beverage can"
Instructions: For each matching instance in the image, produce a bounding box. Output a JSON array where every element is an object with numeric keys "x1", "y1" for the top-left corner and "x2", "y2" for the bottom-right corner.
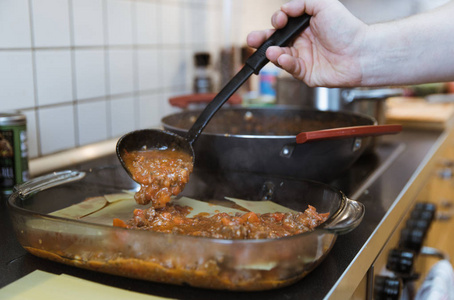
[{"x1": 0, "y1": 113, "x2": 29, "y2": 195}]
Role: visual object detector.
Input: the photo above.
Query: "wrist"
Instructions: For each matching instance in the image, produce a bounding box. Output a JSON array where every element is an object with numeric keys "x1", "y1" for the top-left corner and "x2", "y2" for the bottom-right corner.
[
  {"x1": 360, "y1": 3, "x2": 454, "y2": 86},
  {"x1": 359, "y1": 23, "x2": 406, "y2": 86}
]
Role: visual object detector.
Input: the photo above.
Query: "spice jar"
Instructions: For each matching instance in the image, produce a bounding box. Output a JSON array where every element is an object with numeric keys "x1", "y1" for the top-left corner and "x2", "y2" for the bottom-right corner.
[
  {"x1": 0, "y1": 112, "x2": 29, "y2": 195},
  {"x1": 193, "y1": 52, "x2": 213, "y2": 94}
]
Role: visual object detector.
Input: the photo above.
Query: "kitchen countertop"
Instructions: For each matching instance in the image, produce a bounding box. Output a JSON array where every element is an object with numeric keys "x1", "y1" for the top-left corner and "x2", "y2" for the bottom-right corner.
[{"x1": 0, "y1": 127, "x2": 447, "y2": 299}]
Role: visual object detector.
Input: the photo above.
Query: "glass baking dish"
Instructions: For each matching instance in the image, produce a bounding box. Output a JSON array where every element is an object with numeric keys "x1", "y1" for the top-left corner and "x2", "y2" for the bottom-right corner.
[{"x1": 7, "y1": 165, "x2": 364, "y2": 291}]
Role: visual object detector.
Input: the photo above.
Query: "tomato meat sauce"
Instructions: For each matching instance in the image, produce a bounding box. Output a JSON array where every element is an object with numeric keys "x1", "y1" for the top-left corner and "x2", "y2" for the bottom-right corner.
[
  {"x1": 120, "y1": 147, "x2": 329, "y2": 240},
  {"x1": 122, "y1": 148, "x2": 193, "y2": 208},
  {"x1": 114, "y1": 204, "x2": 329, "y2": 240}
]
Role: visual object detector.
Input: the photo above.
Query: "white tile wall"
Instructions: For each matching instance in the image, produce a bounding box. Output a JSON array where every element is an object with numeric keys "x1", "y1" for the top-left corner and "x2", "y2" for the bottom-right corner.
[
  {"x1": 71, "y1": 0, "x2": 105, "y2": 47},
  {"x1": 0, "y1": 51, "x2": 35, "y2": 110},
  {"x1": 106, "y1": 0, "x2": 134, "y2": 45},
  {"x1": 110, "y1": 96, "x2": 136, "y2": 137},
  {"x1": 74, "y1": 49, "x2": 106, "y2": 100},
  {"x1": 137, "y1": 48, "x2": 160, "y2": 91},
  {"x1": 108, "y1": 49, "x2": 135, "y2": 95},
  {"x1": 184, "y1": 5, "x2": 209, "y2": 45},
  {"x1": 77, "y1": 100, "x2": 108, "y2": 145},
  {"x1": 138, "y1": 94, "x2": 163, "y2": 129},
  {"x1": 0, "y1": 0, "x2": 32, "y2": 48},
  {"x1": 1, "y1": 0, "x2": 294, "y2": 160},
  {"x1": 38, "y1": 104, "x2": 76, "y2": 154},
  {"x1": 135, "y1": 1, "x2": 160, "y2": 45},
  {"x1": 31, "y1": 0, "x2": 71, "y2": 47},
  {"x1": 161, "y1": 48, "x2": 189, "y2": 89},
  {"x1": 160, "y1": 3, "x2": 184, "y2": 45},
  {"x1": 35, "y1": 50, "x2": 73, "y2": 105}
]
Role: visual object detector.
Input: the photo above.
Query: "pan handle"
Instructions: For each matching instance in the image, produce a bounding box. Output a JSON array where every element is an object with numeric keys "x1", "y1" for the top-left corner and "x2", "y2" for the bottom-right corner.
[
  {"x1": 296, "y1": 124, "x2": 402, "y2": 144},
  {"x1": 323, "y1": 197, "x2": 365, "y2": 235}
]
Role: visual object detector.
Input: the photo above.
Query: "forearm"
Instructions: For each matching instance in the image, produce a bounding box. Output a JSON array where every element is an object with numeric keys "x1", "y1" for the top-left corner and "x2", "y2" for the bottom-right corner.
[{"x1": 360, "y1": 1, "x2": 454, "y2": 86}]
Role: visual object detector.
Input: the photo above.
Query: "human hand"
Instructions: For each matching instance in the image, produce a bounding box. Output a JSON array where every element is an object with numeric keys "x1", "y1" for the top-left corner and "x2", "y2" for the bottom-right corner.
[{"x1": 247, "y1": 0, "x2": 367, "y2": 87}]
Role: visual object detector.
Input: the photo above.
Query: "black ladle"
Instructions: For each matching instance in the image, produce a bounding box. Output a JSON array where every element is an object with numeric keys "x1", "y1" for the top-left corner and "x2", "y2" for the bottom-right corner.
[{"x1": 117, "y1": 14, "x2": 311, "y2": 179}]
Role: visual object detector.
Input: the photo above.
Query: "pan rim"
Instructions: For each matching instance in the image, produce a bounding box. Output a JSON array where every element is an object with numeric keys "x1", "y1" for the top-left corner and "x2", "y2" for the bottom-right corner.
[{"x1": 161, "y1": 106, "x2": 377, "y2": 139}]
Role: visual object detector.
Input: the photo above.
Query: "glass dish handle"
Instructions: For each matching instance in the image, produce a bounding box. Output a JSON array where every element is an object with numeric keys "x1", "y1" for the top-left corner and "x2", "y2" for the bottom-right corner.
[
  {"x1": 323, "y1": 198, "x2": 365, "y2": 235},
  {"x1": 14, "y1": 170, "x2": 86, "y2": 199}
]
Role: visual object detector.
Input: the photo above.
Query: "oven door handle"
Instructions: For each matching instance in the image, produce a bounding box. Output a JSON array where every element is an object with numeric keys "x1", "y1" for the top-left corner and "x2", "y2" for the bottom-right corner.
[{"x1": 322, "y1": 197, "x2": 365, "y2": 235}]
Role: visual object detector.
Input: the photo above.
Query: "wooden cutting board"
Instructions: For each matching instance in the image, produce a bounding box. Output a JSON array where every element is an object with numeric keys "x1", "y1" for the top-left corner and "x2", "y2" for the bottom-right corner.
[{"x1": 386, "y1": 97, "x2": 454, "y2": 130}]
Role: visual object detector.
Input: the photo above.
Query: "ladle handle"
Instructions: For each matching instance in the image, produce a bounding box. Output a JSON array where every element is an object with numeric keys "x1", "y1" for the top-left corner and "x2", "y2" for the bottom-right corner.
[
  {"x1": 296, "y1": 124, "x2": 403, "y2": 144},
  {"x1": 185, "y1": 14, "x2": 311, "y2": 145},
  {"x1": 246, "y1": 14, "x2": 311, "y2": 74}
]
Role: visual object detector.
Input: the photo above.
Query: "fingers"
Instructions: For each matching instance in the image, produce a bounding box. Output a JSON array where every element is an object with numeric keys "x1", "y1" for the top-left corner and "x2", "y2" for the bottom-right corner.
[
  {"x1": 248, "y1": 0, "x2": 312, "y2": 49},
  {"x1": 281, "y1": 0, "x2": 308, "y2": 17},
  {"x1": 246, "y1": 29, "x2": 275, "y2": 49},
  {"x1": 282, "y1": 0, "x2": 327, "y2": 16},
  {"x1": 271, "y1": 10, "x2": 289, "y2": 29},
  {"x1": 266, "y1": 46, "x2": 291, "y2": 63},
  {"x1": 276, "y1": 54, "x2": 304, "y2": 79},
  {"x1": 266, "y1": 46, "x2": 305, "y2": 80}
]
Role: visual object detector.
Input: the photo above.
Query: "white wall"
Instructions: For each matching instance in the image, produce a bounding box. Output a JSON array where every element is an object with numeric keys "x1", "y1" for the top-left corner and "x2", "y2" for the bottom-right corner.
[{"x1": 1, "y1": 0, "x2": 226, "y2": 158}]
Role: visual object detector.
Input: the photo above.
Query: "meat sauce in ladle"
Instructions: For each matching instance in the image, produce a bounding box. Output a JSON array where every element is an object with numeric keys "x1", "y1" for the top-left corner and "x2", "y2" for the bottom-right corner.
[
  {"x1": 116, "y1": 15, "x2": 311, "y2": 207},
  {"x1": 122, "y1": 148, "x2": 193, "y2": 208},
  {"x1": 117, "y1": 130, "x2": 194, "y2": 207}
]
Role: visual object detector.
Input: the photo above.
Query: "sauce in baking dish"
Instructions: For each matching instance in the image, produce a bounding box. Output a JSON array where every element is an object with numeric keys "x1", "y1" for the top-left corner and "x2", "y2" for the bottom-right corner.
[{"x1": 114, "y1": 204, "x2": 329, "y2": 240}]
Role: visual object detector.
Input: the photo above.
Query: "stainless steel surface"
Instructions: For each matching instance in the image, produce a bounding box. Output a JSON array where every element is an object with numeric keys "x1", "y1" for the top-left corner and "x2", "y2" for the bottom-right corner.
[
  {"x1": 275, "y1": 77, "x2": 403, "y2": 125},
  {"x1": 0, "y1": 127, "x2": 446, "y2": 299},
  {"x1": 316, "y1": 87, "x2": 403, "y2": 126}
]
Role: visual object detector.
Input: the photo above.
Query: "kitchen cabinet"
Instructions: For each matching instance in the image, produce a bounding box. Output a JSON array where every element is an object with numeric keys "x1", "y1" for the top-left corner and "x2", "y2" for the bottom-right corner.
[
  {"x1": 349, "y1": 124, "x2": 454, "y2": 299},
  {"x1": 412, "y1": 130, "x2": 454, "y2": 292}
]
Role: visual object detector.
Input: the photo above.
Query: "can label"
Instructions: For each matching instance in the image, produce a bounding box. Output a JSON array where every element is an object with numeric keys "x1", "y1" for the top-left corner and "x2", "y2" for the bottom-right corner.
[{"x1": 0, "y1": 124, "x2": 29, "y2": 193}]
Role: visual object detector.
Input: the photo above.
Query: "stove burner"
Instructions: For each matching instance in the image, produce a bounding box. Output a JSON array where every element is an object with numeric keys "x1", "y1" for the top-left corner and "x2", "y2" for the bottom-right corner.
[
  {"x1": 177, "y1": 141, "x2": 406, "y2": 209},
  {"x1": 330, "y1": 142, "x2": 406, "y2": 199}
]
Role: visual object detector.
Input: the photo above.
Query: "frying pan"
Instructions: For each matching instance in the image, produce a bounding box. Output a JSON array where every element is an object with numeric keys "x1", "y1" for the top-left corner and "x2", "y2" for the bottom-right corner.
[{"x1": 162, "y1": 106, "x2": 401, "y2": 182}]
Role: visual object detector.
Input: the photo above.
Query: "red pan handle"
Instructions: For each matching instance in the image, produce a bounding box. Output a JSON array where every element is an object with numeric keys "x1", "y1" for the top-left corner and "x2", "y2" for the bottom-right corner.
[
  {"x1": 296, "y1": 124, "x2": 402, "y2": 144},
  {"x1": 169, "y1": 93, "x2": 242, "y2": 109}
]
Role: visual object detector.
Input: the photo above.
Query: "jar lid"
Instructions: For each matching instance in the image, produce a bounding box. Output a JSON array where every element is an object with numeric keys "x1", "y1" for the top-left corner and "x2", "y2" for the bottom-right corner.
[
  {"x1": 194, "y1": 53, "x2": 210, "y2": 67},
  {"x1": 0, "y1": 113, "x2": 26, "y2": 126}
]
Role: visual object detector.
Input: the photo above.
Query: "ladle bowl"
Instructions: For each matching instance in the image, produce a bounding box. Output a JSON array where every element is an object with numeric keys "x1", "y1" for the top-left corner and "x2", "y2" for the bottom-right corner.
[{"x1": 116, "y1": 129, "x2": 195, "y2": 179}]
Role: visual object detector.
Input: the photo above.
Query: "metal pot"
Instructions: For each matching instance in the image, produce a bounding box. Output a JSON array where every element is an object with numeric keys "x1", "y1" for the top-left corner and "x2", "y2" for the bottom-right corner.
[
  {"x1": 162, "y1": 107, "x2": 401, "y2": 182},
  {"x1": 276, "y1": 76, "x2": 404, "y2": 124}
]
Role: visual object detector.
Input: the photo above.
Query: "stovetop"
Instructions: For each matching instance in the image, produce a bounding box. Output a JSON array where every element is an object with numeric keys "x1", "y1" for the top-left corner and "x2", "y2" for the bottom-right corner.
[
  {"x1": 0, "y1": 128, "x2": 443, "y2": 299},
  {"x1": 329, "y1": 141, "x2": 406, "y2": 200}
]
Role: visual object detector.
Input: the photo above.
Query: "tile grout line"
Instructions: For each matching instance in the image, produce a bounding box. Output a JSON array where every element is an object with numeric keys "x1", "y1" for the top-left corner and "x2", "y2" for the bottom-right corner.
[
  {"x1": 102, "y1": 0, "x2": 112, "y2": 139},
  {"x1": 67, "y1": 0, "x2": 80, "y2": 147},
  {"x1": 131, "y1": 0, "x2": 141, "y2": 130},
  {"x1": 27, "y1": 0, "x2": 42, "y2": 157}
]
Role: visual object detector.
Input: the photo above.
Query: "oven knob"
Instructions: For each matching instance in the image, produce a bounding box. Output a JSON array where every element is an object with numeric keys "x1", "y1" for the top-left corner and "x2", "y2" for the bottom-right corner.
[
  {"x1": 406, "y1": 218, "x2": 430, "y2": 232},
  {"x1": 438, "y1": 167, "x2": 453, "y2": 179},
  {"x1": 374, "y1": 275, "x2": 402, "y2": 300},
  {"x1": 399, "y1": 227, "x2": 425, "y2": 252},
  {"x1": 410, "y1": 209, "x2": 434, "y2": 222},
  {"x1": 386, "y1": 248, "x2": 415, "y2": 276},
  {"x1": 411, "y1": 202, "x2": 436, "y2": 222}
]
